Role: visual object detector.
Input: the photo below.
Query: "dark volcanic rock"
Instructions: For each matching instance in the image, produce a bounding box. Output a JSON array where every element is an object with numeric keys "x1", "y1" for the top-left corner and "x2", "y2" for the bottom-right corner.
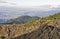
[{"x1": 13, "y1": 24, "x2": 60, "y2": 39}]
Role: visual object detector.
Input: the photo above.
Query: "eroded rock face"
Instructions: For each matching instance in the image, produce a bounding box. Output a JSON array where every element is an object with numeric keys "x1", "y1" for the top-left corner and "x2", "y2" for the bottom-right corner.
[{"x1": 13, "y1": 24, "x2": 60, "y2": 39}]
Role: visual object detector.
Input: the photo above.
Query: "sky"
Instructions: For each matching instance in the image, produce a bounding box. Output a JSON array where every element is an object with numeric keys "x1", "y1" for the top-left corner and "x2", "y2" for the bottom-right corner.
[{"x1": 0, "y1": 0, "x2": 60, "y2": 7}]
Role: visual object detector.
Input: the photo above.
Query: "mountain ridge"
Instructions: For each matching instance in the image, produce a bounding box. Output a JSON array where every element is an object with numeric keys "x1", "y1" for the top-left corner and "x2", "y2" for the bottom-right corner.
[{"x1": 5, "y1": 16, "x2": 40, "y2": 24}]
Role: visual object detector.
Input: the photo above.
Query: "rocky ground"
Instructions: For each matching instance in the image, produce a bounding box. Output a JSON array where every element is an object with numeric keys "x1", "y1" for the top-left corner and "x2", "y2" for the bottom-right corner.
[{"x1": 13, "y1": 24, "x2": 60, "y2": 39}]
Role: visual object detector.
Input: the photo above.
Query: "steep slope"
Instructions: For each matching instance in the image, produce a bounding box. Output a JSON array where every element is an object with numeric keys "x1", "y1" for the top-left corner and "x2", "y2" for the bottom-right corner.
[
  {"x1": 13, "y1": 24, "x2": 60, "y2": 39},
  {"x1": 6, "y1": 16, "x2": 40, "y2": 24}
]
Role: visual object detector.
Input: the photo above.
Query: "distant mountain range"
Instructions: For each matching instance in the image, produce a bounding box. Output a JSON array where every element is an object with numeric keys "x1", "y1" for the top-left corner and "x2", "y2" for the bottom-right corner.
[
  {"x1": 5, "y1": 13, "x2": 60, "y2": 24},
  {"x1": 5, "y1": 16, "x2": 40, "y2": 24}
]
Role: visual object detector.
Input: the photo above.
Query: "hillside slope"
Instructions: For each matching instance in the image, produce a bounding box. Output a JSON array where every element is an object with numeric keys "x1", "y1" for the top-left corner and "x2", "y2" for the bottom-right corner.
[
  {"x1": 0, "y1": 13, "x2": 60, "y2": 39},
  {"x1": 0, "y1": 19, "x2": 60, "y2": 39},
  {"x1": 43, "y1": 13, "x2": 60, "y2": 20}
]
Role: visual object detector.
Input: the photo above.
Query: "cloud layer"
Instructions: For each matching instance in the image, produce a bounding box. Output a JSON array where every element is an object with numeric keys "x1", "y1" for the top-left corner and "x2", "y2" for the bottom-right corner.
[
  {"x1": 0, "y1": 0, "x2": 7, "y2": 3},
  {"x1": 0, "y1": 5, "x2": 60, "y2": 19},
  {"x1": 0, "y1": 0, "x2": 60, "y2": 7}
]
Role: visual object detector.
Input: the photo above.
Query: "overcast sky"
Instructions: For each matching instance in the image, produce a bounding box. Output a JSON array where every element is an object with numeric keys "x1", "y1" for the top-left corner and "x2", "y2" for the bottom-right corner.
[{"x1": 0, "y1": 0, "x2": 60, "y2": 7}]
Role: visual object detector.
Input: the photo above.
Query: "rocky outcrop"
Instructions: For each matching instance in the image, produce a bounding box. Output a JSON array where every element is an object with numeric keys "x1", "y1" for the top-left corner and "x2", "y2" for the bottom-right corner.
[{"x1": 13, "y1": 24, "x2": 60, "y2": 39}]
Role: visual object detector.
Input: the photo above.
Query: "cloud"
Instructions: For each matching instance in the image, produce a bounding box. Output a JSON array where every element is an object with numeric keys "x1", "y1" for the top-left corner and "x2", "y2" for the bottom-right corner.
[
  {"x1": 0, "y1": 0, "x2": 7, "y2": 3},
  {"x1": 0, "y1": 0, "x2": 16, "y2": 7},
  {"x1": 10, "y1": 3, "x2": 16, "y2": 5}
]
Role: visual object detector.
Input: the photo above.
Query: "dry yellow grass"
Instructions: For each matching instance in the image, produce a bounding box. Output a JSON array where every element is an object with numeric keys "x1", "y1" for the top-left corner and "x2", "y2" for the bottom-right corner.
[{"x1": 0, "y1": 19, "x2": 60, "y2": 39}]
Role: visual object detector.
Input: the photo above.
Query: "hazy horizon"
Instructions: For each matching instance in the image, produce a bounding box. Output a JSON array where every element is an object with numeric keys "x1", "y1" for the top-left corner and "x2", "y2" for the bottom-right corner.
[{"x1": 0, "y1": 0, "x2": 60, "y2": 23}]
